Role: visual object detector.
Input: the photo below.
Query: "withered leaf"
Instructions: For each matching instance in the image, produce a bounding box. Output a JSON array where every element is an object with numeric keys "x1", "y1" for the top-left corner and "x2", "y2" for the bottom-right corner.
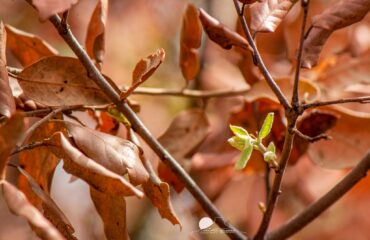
[
  {"x1": 158, "y1": 109, "x2": 209, "y2": 192},
  {"x1": 143, "y1": 180, "x2": 181, "y2": 228},
  {"x1": 290, "y1": 110, "x2": 338, "y2": 165},
  {"x1": 1, "y1": 181, "x2": 64, "y2": 240},
  {"x1": 18, "y1": 56, "x2": 110, "y2": 106},
  {"x1": 199, "y1": 8, "x2": 252, "y2": 53},
  {"x1": 180, "y1": 3, "x2": 201, "y2": 81},
  {"x1": 90, "y1": 187, "x2": 129, "y2": 240},
  {"x1": 47, "y1": 131, "x2": 144, "y2": 197},
  {"x1": 181, "y1": 3, "x2": 202, "y2": 49},
  {"x1": 121, "y1": 49, "x2": 165, "y2": 99},
  {"x1": 308, "y1": 105, "x2": 370, "y2": 169},
  {"x1": 86, "y1": 0, "x2": 108, "y2": 69},
  {"x1": 0, "y1": 113, "x2": 25, "y2": 179},
  {"x1": 302, "y1": 0, "x2": 370, "y2": 68},
  {"x1": 0, "y1": 22, "x2": 16, "y2": 118},
  {"x1": 250, "y1": 0, "x2": 298, "y2": 34},
  {"x1": 31, "y1": 0, "x2": 78, "y2": 21},
  {"x1": 60, "y1": 120, "x2": 149, "y2": 185},
  {"x1": 17, "y1": 167, "x2": 76, "y2": 240},
  {"x1": 5, "y1": 24, "x2": 58, "y2": 67}
]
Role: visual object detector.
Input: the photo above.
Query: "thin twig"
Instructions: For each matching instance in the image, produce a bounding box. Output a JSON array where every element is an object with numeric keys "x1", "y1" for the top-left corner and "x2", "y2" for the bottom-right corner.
[
  {"x1": 267, "y1": 152, "x2": 370, "y2": 240},
  {"x1": 264, "y1": 163, "x2": 271, "y2": 201},
  {"x1": 302, "y1": 96, "x2": 370, "y2": 110},
  {"x1": 291, "y1": 0, "x2": 310, "y2": 108},
  {"x1": 40, "y1": 12, "x2": 247, "y2": 240},
  {"x1": 123, "y1": 86, "x2": 250, "y2": 98},
  {"x1": 232, "y1": 0, "x2": 290, "y2": 110},
  {"x1": 12, "y1": 139, "x2": 53, "y2": 155},
  {"x1": 293, "y1": 128, "x2": 330, "y2": 143},
  {"x1": 254, "y1": 130, "x2": 295, "y2": 240}
]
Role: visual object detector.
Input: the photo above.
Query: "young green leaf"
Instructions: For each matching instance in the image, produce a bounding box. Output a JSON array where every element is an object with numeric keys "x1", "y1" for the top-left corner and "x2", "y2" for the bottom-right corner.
[
  {"x1": 229, "y1": 125, "x2": 249, "y2": 138},
  {"x1": 234, "y1": 144, "x2": 253, "y2": 170},
  {"x1": 263, "y1": 151, "x2": 276, "y2": 163},
  {"x1": 228, "y1": 136, "x2": 247, "y2": 151},
  {"x1": 258, "y1": 112, "x2": 274, "y2": 141},
  {"x1": 267, "y1": 141, "x2": 276, "y2": 154}
]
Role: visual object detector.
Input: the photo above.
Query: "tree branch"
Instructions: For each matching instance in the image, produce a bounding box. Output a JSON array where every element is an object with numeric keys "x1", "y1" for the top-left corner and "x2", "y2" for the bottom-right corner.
[
  {"x1": 267, "y1": 152, "x2": 370, "y2": 240},
  {"x1": 232, "y1": 0, "x2": 290, "y2": 110},
  {"x1": 291, "y1": 0, "x2": 310, "y2": 108},
  {"x1": 37, "y1": 12, "x2": 247, "y2": 240},
  {"x1": 254, "y1": 130, "x2": 295, "y2": 240},
  {"x1": 302, "y1": 96, "x2": 370, "y2": 110},
  {"x1": 293, "y1": 128, "x2": 330, "y2": 143}
]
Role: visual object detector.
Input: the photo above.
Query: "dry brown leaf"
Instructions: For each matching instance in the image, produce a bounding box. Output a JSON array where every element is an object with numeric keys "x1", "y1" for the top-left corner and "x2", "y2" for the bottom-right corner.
[
  {"x1": 61, "y1": 120, "x2": 149, "y2": 185},
  {"x1": 143, "y1": 180, "x2": 181, "y2": 228},
  {"x1": 158, "y1": 109, "x2": 209, "y2": 192},
  {"x1": 18, "y1": 56, "x2": 110, "y2": 106},
  {"x1": 5, "y1": 24, "x2": 58, "y2": 67},
  {"x1": 47, "y1": 131, "x2": 144, "y2": 198},
  {"x1": 17, "y1": 167, "x2": 76, "y2": 240},
  {"x1": 31, "y1": 0, "x2": 78, "y2": 21},
  {"x1": 180, "y1": 4, "x2": 201, "y2": 81},
  {"x1": 181, "y1": 4, "x2": 202, "y2": 49},
  {"x1": 250, "y1": 0, "x2": 298, "y2": 34},
  {"x1": 308, "y1": 105, "x2": 370, "y2": 169},
  {"x1": 86, "y1": 0, "x2": 108, "y2": 69},
  {"x1": 199, "y1": 8, "x2": 253, "y2": 54},
  {"x1": 1, "y1": 181, "x2": 64, "y2": 240},
  {"x1": 239, "y1": 0, "x2": 259, "y2": 3},
  {"x1": 0, "y1": 22, "x2": 16, "y2": 118},
  {"x1": 0, "y1": 113, "x2": 24, "y2": 179},
  {"x1": 302, "y1": 0, "x2": 370, "y2": 68},
  {"x1": 90, "y1": 187, "x2": 129, "y2": 240}
]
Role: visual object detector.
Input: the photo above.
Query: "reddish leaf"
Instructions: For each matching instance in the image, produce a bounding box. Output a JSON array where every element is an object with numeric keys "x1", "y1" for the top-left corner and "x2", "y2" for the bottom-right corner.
[
  {"x1": 199, "y1": 8, "x2": 252, "y2": 54},
  {"x1": 1, "y1": 181, "x2": 64, "y2": 240},
  {"x1": 249, "y1": 0, "x2": 298, "y2": 34},
  {"x1": 61, "y1": 120, "x2": 149, "y2": 185},
  {"x1": 47, "y1": 131, "x2": 144, "y2": 197},
  {"x1": 5, "y1": 24, "x2": 58, "y2": 67},
  {"x1": 180, "y1": 4, "x2": 202, "y2": 81},
  {"x1": 0, "y1": 22, "x2": 16, "y2": 118},
  {"x1": 17, "y1": 167, "x2": 76, "y2": 240},
  {"x1": 121, "y1": 49, "x2": 165, "y2": 99},
  {"x1": 302, "y1": 0, "x2": 370, "y2": 68},
  {"x1": 18, "y1": 56, "x2": 110, "y2": 106},
  {"x1": 158, "y1": 109, "x2": 209, "y2": 192},
  {"x1": 86, "y1": 0, "x2": 108, "y2": 69},
  {"x1": 90, "y1": 187, "x2": 129, "y2": 240},
  {"x1": 143, "y1": 180, "x2": 181, "y2": 227},
  {"x1": 31, "y1": 0, "x2": 78, "y2": 21},
  {"x1": 0, "y1": 113, "x2": 25, "y2": 179}
]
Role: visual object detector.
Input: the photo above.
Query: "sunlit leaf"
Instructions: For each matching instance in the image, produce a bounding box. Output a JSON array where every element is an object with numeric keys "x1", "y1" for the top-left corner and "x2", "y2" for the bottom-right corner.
[
  {"x1": 5, "y1": 24, "x2": 58, "y2": 67},
  {"x1": 230, "y1": 124, "x2": 249, "y2": 138},
  {"x1": 234, "y1": 144, "x2": 253, "y2": 170},
  {"x1": 258, "y1": 112, "x2": 274, "y2": 141}
]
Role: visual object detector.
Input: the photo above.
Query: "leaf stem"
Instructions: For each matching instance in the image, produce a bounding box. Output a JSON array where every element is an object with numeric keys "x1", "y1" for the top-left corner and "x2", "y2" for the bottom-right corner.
[{"x1": 302, "y1": 96, "x2": 370, "y2": 110}]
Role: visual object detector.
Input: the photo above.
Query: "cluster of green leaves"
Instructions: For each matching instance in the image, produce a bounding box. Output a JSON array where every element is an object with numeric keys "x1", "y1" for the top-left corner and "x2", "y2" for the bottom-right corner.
[{"x1": 228, "y1": 112, "x2": 277, "y2": 170}]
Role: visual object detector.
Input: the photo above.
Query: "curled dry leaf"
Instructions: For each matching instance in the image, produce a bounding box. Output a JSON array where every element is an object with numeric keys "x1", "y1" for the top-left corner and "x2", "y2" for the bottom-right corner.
[
  {"x1": 47, "y1": 131, "x2": 144, "y2": 197},
  {"x1": 121, "y1": 48, "x2": 165, "y2": 99},
  {"x1": 302, "y1": 0, "x2": 370, "y2": 68},
  {"x1": 199, "y1": 8, "x2": 253, "y2": 54},
  {"x1": 0, "y1": 113, "x2": 25, "y2": 179},
  {"x1": 250, "y1": 0, "x2": 298, "y2": 34},
  {"x1": 1, "y1": 181, "x2": 64, "y2": 240},
  {"x1": 0, "y1": 22, "x2": 16, "y2": 118},
  {"x1": 290, "y1": 110, "x2": 338, "y2": 164},
  {"x1": 5, "y1": 25, "x2": 58, "y2": 67},
  {"x1": 180, "y1": 3, "x2": 202, "y2": 81},
  {"x1": 17, "y1": 167, "x2": 76, "y2": 240},
  {"x1": 308, "y1": 105, "x2": 370, "y2": 169},
  {"x1": 18, "y1": 56, "x2": 110, "y2": 106},
  {"x1": 90, "y1": 187, "x2": 129, "y2": 240},
  {"x1": 86, "y1": 0, "x2": 108, "y2": 69},
  {"x1": 61, "y1": 120, "x2": 149, "y2": 185},
  {"x1": 31, "y1": 0, "x2": 78, "y2": 21},
  {"x1": 143, "y1": 180, "x2": 181, "y2": 228},
  {"x1": 158, "y1": 109, "x2": 210, "y2": 192}
]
